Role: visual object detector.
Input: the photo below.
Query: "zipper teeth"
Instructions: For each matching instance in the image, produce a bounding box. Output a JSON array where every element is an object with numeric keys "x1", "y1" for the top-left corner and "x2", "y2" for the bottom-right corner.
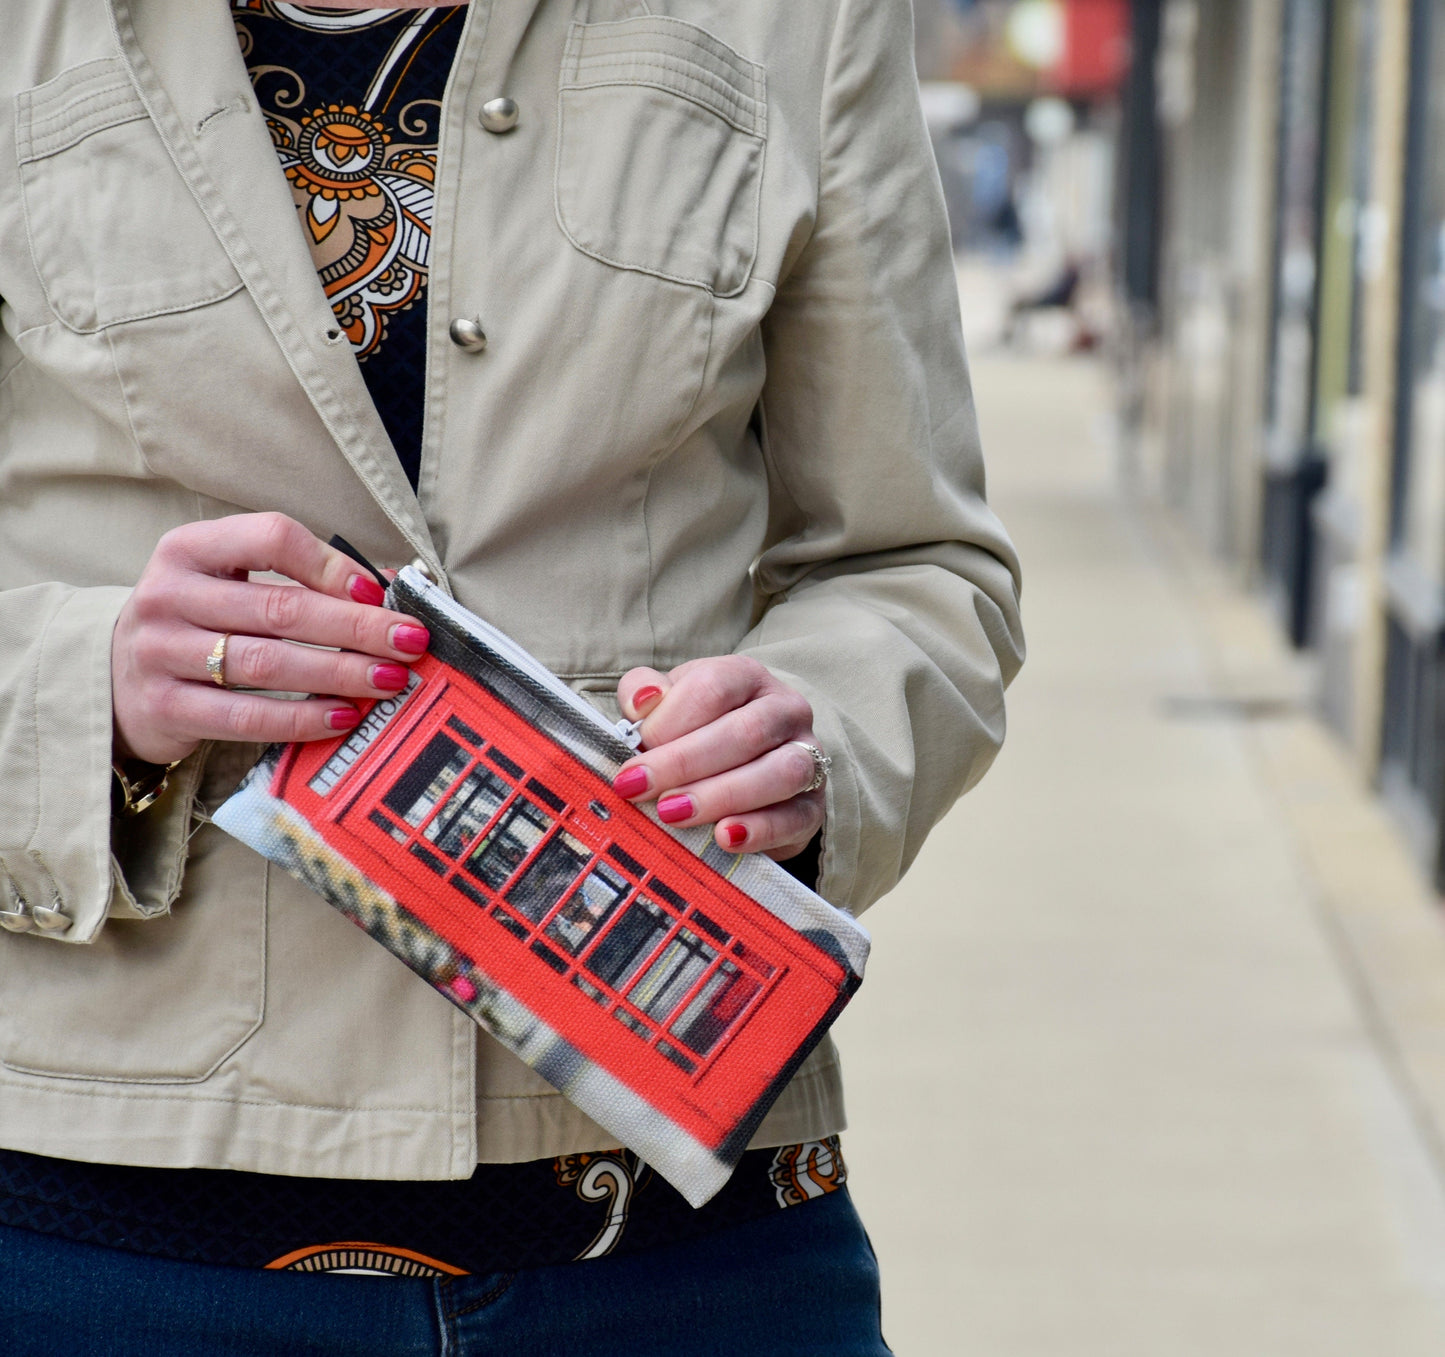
[{"x1": 400, "y1": 569, "x2": 623, "y2": 741}]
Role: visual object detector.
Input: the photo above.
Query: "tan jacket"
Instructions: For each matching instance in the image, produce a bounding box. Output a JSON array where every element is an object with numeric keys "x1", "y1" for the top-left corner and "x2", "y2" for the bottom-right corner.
[{"x1": 0, "y1": 0, "x2": 1023, "y2": 1179}]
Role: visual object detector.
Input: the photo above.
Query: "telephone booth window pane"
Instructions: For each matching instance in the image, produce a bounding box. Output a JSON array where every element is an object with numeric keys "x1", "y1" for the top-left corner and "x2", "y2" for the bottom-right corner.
[
  {"x1": 368, "y1": 809, "x2": 407, "y2": 845},
  {"x1": 572, "y1": 974, "x2": 606, "y2": 1006},
  {"x1": 465, "y1": 801, "x2": 552, "y2": 890},
  {"x1": 656, "y1": 1040, "x2": 697, "y2": 1075},
  {"x1": 648, "y1": 878, "x2": 687, "y2": 910},
  {"x1": 589, "y1": 896, "x2": 670, "y2": 990},
  {"x1": 613, "y1": 1008, "x2": 653, "y2": 1041},
  {"x1": 507, "y1": 832, "x2": 590, "y2": 922},
  {"x1": 731, "y1": 940, "x2": 776, "y2": 980},
  {"x1": 426, "y1": 768, "x2": 509, "y2": 858},
  {"x1": 672, "y1": 961, "x2": 760, "y2": 1057},
  {"x1": 446, "y1": 716, "x2": 484, "y2": 746},
  {"x1": 491, "y1": 905, "x2": 528, "y2": 941},
  {"x1": 606, "y1": 844, "x2": 644, "y2": 878},
  {"x1": 530, "y1": 939, "x2": 570, "y2": 974},
  {"x1": 690, "y1": 910, "x2": 729, "y2": 946},
  {"x1": 384, "y1": 734, "x2": 468, "y2": 828},
  {"x1": 628, "y1": 927, "x2": 717, "y2": 1022},
  {"x1": 547, "y1": 863, "x2": 628, "y2": 954},
  {"x1": 485, "y1": 747, "x2": 524, "y2": 780},
  {"x1": 525, "y1": 778, "x2": 566, "y2": 813},
  {"x1": 453, "y1": 875, "x2": 487, "y2": 909}
]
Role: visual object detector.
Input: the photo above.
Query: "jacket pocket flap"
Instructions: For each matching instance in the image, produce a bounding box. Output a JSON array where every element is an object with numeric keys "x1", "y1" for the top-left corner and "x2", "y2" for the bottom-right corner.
[
  {"x1": 16, "y1": 57, "x2": 148, "y2": 162},
  {"x1": 562, "y1": 17, "x2": 765, "y2": 138}
]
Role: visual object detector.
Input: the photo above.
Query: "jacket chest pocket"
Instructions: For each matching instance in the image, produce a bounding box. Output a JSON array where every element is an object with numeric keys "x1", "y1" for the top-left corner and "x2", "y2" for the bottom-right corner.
[
  {"x1": 555, "y1": 17, "x2": 765, "y2": 297},
  {"x1": 16, "y1": 58, "x2": 243, "y2": 333}
]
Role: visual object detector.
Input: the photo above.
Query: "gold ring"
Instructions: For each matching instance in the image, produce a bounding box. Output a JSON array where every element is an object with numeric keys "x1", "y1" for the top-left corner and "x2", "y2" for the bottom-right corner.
[{"x1": 206, "y1": 633, "x2": 232, "y2": 689}]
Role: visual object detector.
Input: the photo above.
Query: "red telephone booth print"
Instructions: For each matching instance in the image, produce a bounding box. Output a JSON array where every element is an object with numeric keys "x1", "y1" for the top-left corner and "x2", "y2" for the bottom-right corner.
[{"x1": 275, "y1": 653, "x2": 850, "y2": 1149}]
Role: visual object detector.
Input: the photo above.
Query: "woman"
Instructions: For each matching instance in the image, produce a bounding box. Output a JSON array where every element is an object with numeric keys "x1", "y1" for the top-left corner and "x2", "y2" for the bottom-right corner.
[{"x1": 0, "y1": 0, "x2": 1023, "y2": 1350}]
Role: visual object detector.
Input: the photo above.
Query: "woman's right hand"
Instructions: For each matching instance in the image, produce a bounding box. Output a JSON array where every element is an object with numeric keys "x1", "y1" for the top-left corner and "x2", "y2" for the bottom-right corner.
[{"x1": 111, "y1": 512, "x2": 430, "y2": 767}]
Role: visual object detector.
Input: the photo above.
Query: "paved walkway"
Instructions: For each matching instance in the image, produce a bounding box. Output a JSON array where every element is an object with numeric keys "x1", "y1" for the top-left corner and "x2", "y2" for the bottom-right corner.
[{"x1": 832, "y1": 352, "x2": 1445, "y2": 1355}]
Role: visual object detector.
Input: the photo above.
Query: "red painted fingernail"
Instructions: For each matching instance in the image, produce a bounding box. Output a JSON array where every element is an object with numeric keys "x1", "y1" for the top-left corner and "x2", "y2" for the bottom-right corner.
[
  {"x1": 657, "y1": 794, "x2": 693, "y2": 824},
  {"x1": 613, "y1": 766, "x2": 649, "y2": 798},
  {"x1": 633, "y1": 685, "x2": 663, "y2": 713},
  {"x1": 725, "y1": 823, "x2": 748, "y2": 849},
  {"x1": 349, "y1": 574, "x2": 386, "y2": 606},
  {"x1": 326, "y1": 707, "x2": 360, "y2": 731},
  {"x1": 392, "y1": 624, "x2": 430, "y2": 654},
  {"x1": 371, "y1": 663, "x2": 409, "y2": 691}
]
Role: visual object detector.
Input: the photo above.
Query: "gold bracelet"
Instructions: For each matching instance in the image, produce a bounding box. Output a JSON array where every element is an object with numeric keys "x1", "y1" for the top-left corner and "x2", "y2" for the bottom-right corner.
[{"x1": 111, "y1": 757, "x2": 182, "y2": 816}]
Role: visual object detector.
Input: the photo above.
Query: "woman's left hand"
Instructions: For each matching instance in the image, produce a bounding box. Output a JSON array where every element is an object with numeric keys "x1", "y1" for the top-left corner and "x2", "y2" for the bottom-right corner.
[{"x1": 612, "y1": 657, "x2": 826, "y2": 860}]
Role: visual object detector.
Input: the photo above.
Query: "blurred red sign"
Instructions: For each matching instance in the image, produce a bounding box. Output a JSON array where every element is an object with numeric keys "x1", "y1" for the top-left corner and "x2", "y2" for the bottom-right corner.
[{"x1": 1052, "y1": 0, "x2": 1131, "y2": 96}]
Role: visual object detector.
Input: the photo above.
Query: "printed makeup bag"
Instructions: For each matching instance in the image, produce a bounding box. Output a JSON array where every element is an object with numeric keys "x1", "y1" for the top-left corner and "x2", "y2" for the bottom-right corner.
[{"x1": 214, "y1": 566, "x2": 869, "y2": 1206}]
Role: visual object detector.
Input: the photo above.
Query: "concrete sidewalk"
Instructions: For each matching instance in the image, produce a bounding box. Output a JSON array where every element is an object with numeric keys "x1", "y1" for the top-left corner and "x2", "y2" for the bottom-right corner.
[{"x1": 832, "y1": 353, "x2": 1445, "y2": 1355}]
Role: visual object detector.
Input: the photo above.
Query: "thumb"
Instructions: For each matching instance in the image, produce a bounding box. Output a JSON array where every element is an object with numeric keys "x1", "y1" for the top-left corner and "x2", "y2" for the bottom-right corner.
[{"x1": 617, "y1": 667, "x2": 671, "y2": 722}]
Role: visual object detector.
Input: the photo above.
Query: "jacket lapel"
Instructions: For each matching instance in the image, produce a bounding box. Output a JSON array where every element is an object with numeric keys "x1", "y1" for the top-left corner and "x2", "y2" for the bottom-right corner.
[{"x1": 107, "y1": 0, "x2": 443, "y2": 576}]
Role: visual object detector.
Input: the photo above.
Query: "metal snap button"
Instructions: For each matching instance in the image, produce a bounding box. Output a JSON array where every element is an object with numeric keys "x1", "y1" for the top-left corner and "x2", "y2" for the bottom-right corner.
[
  {"x1": 0, "y1": 903, "x2": 32, "y2": 933},
  {"x1": 479, "y1": 97, "x2": 520, "y2": 133},
  {"x1": 448, "y1": 317, "x2": 488, "y2": 353},
  {"x1": 30, "y1": 904, "x2": 70, "y2": 933},
  {"x1": 0, "y1": 865, "x2": 29, "y2": 933}
]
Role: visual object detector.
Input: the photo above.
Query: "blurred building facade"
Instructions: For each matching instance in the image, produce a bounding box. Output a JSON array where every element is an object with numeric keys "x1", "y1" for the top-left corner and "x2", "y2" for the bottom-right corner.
[{"x1": 1123, "y1": 0, "x2": 1445, "y2": 886}]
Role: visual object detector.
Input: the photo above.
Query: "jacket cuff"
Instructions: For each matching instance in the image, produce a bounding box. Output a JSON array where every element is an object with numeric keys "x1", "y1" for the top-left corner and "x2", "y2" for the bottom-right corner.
[
  {"x1": 796, "y1": 683, "x2": 865, "y2": 915},
  {"x1": 0, "y1": 586, "x2": 203, "y2": 943},
  {"x1": 732, "y1": 661, "x2": 866, "y2": 917},
  {"x1": 1, "y1": 586, "x2": 126, "y2": 941},
  {"x1": 108, "y1": 748, "x2": 208, "y2": 923}
]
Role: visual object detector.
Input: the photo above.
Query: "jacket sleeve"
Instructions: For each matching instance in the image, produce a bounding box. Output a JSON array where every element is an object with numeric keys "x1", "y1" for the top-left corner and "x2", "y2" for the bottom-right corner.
[
  {"x1": 734, "y1": 0, "x2": 1025, "y2": 916},
  {"x1": 0, "y1": 583, "x2": 206, "y2": 943}
]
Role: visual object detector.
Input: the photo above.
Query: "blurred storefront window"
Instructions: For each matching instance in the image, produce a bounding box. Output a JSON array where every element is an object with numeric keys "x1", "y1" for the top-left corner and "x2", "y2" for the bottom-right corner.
[
  {"x1": 1265, "y1": 0, "x2": 1328, "y2": 459},
  {"x1": 1311, "y1": 0, "x2": 1380, "y2": 743},
  {"x1": 1261, "y1": 0, "x2": 1330, "y2": 646},
  {"x1": 1381, "y1": 0, "x2": 1445, "y2": 865},
  {"x1": 1394, "y1": 0, "x2": 1445, "y2": 576}
]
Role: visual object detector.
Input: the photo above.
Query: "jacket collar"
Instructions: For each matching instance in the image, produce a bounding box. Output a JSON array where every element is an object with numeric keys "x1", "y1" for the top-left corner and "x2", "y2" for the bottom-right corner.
[{"x1": 107, "y1": 0, "x2": 448, "y2": 576}]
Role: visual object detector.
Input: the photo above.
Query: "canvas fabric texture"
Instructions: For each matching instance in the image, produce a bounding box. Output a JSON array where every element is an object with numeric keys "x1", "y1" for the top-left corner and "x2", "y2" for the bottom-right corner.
[{"x1": 215, "y1": 570, "x2": 868, "y2": 1206}]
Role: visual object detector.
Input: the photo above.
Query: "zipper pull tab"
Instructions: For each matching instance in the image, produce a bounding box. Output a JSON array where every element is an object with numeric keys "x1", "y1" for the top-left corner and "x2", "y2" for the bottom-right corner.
[
  {"x1": 614, "y1": 719, "x2": 644, "y2": 751},
  {"x1": 328, "y1": 535, "x2": 392, "y2": 597}
]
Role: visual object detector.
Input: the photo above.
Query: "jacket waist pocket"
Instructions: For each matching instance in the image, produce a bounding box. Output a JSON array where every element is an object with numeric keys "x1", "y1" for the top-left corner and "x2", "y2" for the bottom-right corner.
[{"x1": 0, "y1": 826, "x2": 265, "y2": 1083}]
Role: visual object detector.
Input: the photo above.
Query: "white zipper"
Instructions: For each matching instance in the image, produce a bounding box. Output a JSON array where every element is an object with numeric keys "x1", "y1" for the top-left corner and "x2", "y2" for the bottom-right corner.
[{"x1": 397, "y1": 567, "x2": 644, "y2": 752}]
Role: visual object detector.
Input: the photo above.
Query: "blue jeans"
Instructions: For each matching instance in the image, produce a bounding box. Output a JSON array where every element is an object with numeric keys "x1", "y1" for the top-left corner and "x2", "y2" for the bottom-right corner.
[{"x1": 1, "y1": 1186, "x2": 889, "y2": 1356}]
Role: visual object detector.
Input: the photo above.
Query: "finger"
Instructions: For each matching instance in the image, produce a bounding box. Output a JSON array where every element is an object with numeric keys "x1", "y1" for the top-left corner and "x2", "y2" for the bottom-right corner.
[
  {"x1": 167, "y1": 577, "x2": 428, "y2": 660},
  {"x1": 717, "y1": 791, "x2": 827, "y2": 858},
  {"x1": 636, "y1": 657, "x2": 775, "y2": 748},
  {"x1": 156, "y1": 512, "x2": 365, "y2": 602},
  {"x1": 612, "y1": 698, "x2": 813, "y2": 802},
  {"x1": 193, "y1": 632, "x2": 415, "y2": 698},
  {"x1": 617, "y1": 667, "x2": 672, "y2": 722},
  {"x1": 144, "y1": 683, "x2": 364, "y2": 753},
  {"x1": 648, "y1": 743, "x2": 823, "y2": 829}
]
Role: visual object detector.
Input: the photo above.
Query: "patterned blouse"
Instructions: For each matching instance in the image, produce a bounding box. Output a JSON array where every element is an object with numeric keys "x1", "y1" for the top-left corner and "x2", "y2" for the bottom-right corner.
[{"x1": 232, "y1": 2, "x2": 468, "y2": 487}]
